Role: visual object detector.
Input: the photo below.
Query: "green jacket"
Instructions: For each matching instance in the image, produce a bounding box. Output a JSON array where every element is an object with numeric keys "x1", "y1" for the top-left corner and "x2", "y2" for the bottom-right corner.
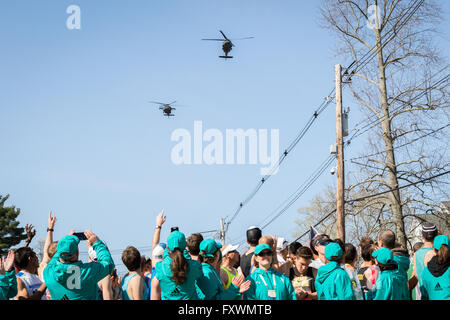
[
  {"x1": 0, "y1": 270, "x2": 17, "y2": 300},
  {"x1": 43, "y1": 240, "x2": 115, "y2": 300},
  {"x1": 315, "y1": 261, "x2": 355, "y2": 300},
  {"x1": 420, "y1": 257, "x2": 450, "y2": 300},
  {"x1": 155, "y1": 257, "x2": 204, "y2": 300},
  {"x1": 372, "y1": 269, "x2": 409, "y2": 300},
  {"x1": 197, "y1": 263, "x2": 240, "y2": 300},
  {"x1": 244, "y1": 267, "x2": 296, "y2": 300}
]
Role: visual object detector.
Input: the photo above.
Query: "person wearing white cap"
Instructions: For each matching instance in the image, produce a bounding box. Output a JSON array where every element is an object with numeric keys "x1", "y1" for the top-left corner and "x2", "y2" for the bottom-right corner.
[
  {"x1": 220, "y1": 244, "x2": 240, "y2": 290},
  {"x1": 409, "y1": 223, "x2": 439, "y2": 300},
  {"x1": 276, "y1": 237, "x2": 289, "y2": 266}
]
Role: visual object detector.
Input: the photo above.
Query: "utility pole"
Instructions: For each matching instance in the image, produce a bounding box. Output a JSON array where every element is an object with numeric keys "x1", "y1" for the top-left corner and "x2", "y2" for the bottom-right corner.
[
  {"x1": 219, "y1": 218, "x2": 225, "y2": 245},
  {"x1": 335, "y1": 64, "x2": 345, "y2": 242}
]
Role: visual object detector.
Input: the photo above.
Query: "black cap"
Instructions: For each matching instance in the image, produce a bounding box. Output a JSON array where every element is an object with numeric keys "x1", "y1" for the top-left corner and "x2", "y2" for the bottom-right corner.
[{"x1": 246, "y1": 226, "x2": 262, "y2": 243}]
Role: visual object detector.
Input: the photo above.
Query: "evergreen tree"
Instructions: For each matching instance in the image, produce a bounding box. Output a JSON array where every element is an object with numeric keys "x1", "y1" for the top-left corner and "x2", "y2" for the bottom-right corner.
[{"x1": 0, "y1": 194, "x2": 27, "y2": 255}]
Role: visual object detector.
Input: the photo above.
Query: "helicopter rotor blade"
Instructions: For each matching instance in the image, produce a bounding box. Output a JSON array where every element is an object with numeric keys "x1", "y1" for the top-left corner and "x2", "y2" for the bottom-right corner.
[
  {"x1": 202, "y1": 39, "x2": 225, "y2": 41},
  {"x1": 167, "y1": 101, "x2": 177, "y2": 106},
  {"x1": 219, "y1": 30, "x2": 230, "y2": 40},
  {"x1": 230, "y1": 37, "x2": 254, "y2": 40},
  {"x1": 148, "y1": 101, "x2": 167, "y2": 105}
]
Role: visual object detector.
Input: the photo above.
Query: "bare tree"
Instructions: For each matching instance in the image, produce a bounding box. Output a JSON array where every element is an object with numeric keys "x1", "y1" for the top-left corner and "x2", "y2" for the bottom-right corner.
[{"x1": 320, "y1": 0, "x2": 450, "y2": 248}]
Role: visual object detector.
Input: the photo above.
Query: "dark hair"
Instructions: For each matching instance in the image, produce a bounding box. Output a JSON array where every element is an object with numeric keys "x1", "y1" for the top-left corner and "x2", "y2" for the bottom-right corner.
[
  {"x1": 344, "y1": 243, "x2": 357, "y2": 263},
  {"x1": 359, "y1": 236, "x2": 374, "y2": 249},
  {"x1": 361, "y1": 244, "x2": 377, "y2": 262},
  {"x1": 422, "y1": 230, "x2": 438, "y2": 242},
  {"x1": 436, "y1": 244, "x2": 449, "y2": 265},
  {"x1": 14, "y1": 247, "x2": 36, "y2": 270},
  {"x1": 121, "y1": 246, "x2": 141, "y2": 271},
  {"x1": 413, "y1": 242, "x2": 424, "y2": 253},
  {"x1": 246, "y1": 227, "x2": 262, "y2": 246},
  {"x1": 186, "y1": 233, "x2": 203, "y2": 256},
  {"x1": 378, "y1": 263, "x2": 398, "y2": 272},
  {"x1": 378, "y1": 230, "x2": 396, "y2": 249},
  {"x1": 333, "y1": 239, "x2": 345, "y2": 252},
  {"x1": 198, "y1": 249, "x2": 219, "y2": 265},
  {"x1": 295, "y1": 246, "x2": 313, "y2": 260},
  {"x1": 141, "y1": 256, "x2": 152, "y2": 273},
  {"x1": 170, "y1": 248, "x2": 188, "y2": 285},
  {"x1": 288, "y1": 242, "x2": 302, "y2": 255}
]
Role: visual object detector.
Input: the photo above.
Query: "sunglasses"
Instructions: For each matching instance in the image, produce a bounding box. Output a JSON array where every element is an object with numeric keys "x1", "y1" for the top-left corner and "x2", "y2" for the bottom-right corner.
[{"x1": 257, "y1": 251, "x2": 272, "y2": 257}]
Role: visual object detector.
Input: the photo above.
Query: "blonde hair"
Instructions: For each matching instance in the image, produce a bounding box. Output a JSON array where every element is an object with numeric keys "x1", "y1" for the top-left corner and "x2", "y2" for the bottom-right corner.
[{"x1": 258, "y1": 236, "x2": 275, "y2": 248}]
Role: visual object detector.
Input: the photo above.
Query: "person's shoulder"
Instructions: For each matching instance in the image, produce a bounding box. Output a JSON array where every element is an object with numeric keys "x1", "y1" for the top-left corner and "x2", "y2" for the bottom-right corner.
[{"x1": 127, "y1": 273, "x2": 143, "y2": 286}]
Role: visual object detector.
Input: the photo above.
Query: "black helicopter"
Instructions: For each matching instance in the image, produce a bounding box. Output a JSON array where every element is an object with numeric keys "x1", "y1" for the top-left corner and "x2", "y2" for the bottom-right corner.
[
  {"x1": 149, "y1": 101, "x2": 178, "y2": 117},
  {"x1": 202, "y1": 30, "x2": 254, "y2": 59}
]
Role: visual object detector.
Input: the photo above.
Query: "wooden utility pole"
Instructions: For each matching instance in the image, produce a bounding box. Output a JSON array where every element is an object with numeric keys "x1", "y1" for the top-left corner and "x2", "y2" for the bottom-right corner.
[
  {"x1": 219, "y1": 218, "x2": 225, "y2": 245},
  {"x1": 335, "y1": 64, "x2": 345, "y2": 242}
]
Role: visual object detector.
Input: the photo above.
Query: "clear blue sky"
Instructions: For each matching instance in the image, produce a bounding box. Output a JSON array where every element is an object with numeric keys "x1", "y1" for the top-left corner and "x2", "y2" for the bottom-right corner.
[{"x1": 1, "y1": 0, "x2": 449, "y2": 275}]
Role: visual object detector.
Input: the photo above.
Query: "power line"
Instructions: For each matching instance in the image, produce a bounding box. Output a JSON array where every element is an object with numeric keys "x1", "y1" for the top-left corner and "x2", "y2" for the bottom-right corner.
[
  {"x1": 342, "y1": 0, "x2": 425, "y2": 80},
  {"x1": 259, "y1": 155, "x2": 336, "y2": 230},
  {"x1": 292, "y1": 209, "x2": 337, "y2": 243},
  {"x1": 345, "y1": 69, "x2": 450, "y2": 144},
  {"x1": 223, "y1": 89, "x2": 336, "y2": 229},
  {"x1": 346, "y1": 169, "x2": 450, "y2": 204},
  {"x1": 346, "y1": 123, "x2": 450, "y2": 163}
]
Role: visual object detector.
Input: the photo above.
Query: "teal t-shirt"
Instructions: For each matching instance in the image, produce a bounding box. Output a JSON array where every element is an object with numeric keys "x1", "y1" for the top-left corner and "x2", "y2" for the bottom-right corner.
[
  {"x1": 420, "y1": 261, "x2": 450, "y2": 300},
  {"x1": 155, "y1": 257, "x2": 203, "y2": 300},
  {"x1": 197, "y1": 263, "x2": 240, "y2": 300},
  {"x1": 415, "y1": 247, "x2": 433, "y2": 285},
  {"x1": 121, "y1": 273, "x2": 147, "y2": 300}
]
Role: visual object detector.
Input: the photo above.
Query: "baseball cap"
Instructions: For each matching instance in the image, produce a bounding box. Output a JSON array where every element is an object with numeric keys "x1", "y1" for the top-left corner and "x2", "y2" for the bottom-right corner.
[
  {"x1": 324, "y1": 242, "x2": 343, "y2": 261},
  {"x1": 254, "y1": 244, "x2": 272, "y2": 255},
  {"x1": 167, "y1": 231, "x2": 186, "y2": 252},
  {"x1": 276, "y1": 237, "x2": 288, "y2": 251},
  {"x1": 433, "y1": 235, "x2": 449, "y2": 250},
  {"x1": 222, "y1": 244, "x2": 239, "y2": 256},
  {"x1": 199, "y1": 239, "x2": 222, "y2": 258},
  {"x1": 372, "y1": 248, "x2": 395, "y2": 265},
  {"x1": 57, "y1": 235, "x2": 80, "y2": 259},
  {"x1": 152, "y1": 243, "x2": 166, "y2": 260}
]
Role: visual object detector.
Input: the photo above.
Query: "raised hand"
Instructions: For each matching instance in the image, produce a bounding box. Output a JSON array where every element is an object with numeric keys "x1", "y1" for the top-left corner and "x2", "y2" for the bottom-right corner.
[
  {"x1": 4, "y1": 251, "x2": 15, "y2": 272},
  {"x1": 84, "y1": 230, "x2": 100, "y2": 247},
  {"x1": 24, "y1": 224, "x2": 36, "y2": 247},
  {"x1": 48, "y1": 211, "x2": 57, "y2": 229},
  {"x1": 156, "y1": 210, "x2": 166, "y2": 227},
  {"x1": 1, "y1": 251, "x2": 15, "y2": 273}
]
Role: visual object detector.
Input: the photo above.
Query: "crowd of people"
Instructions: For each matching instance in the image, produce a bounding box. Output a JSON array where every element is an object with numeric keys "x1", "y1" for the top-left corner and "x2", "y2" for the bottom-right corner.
[{"x1": 0, "y1": 210, "x2": 448, "y2": 300}]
